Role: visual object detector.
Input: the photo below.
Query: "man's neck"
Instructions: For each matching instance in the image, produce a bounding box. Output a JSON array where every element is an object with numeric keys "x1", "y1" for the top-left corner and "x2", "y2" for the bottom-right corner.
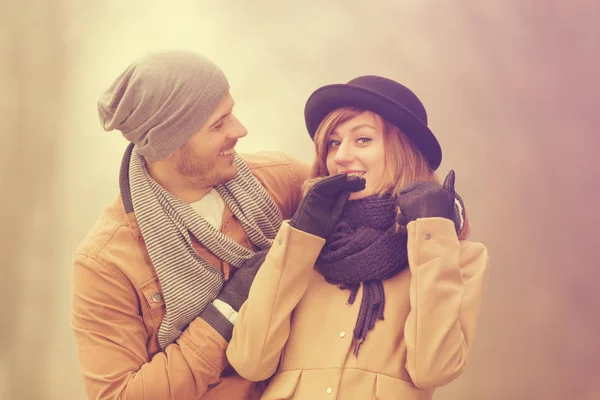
[{"x1": 171, "y1": 185, "x2": 212, "y2": 204}]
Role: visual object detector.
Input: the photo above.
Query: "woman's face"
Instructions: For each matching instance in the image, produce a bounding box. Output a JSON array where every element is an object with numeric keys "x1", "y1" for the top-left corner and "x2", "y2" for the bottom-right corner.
[{"x1": 325, "y1": 111, "x2": 387, "y2": 200}]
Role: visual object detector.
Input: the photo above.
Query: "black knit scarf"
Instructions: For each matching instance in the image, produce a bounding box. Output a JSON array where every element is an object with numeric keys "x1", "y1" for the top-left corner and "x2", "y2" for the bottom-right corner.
[{"x1": 314, "y1": 194, "x2": 409, "y2": 355}]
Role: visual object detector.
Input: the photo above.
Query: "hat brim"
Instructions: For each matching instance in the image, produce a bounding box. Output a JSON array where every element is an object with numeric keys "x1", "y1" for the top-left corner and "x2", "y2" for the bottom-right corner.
[{"x1": 304, "y1": 83, "x2": 442, "y2": 170}]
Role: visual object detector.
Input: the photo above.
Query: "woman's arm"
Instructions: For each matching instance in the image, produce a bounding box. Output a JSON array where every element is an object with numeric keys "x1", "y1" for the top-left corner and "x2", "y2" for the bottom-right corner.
[
  {"x1": 226, "y1": 222, "x2": 325, "y2": 381},
  {"x1": 403, "y1": 217, "x2": 490, "y2": 389}
]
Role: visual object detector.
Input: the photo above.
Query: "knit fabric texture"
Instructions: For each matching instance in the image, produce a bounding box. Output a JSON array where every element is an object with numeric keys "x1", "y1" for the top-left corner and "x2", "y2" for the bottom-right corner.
[
  {"x1": 314, "y1": 194, "x2": 409, "y2": 355},
  {"x1": 98, "y1": 50, "x2": 229, "y2": 161}
]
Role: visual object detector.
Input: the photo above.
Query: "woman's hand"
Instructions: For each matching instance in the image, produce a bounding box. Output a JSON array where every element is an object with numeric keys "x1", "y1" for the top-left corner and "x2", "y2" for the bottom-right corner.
[
  {"x1": 396, "y1": 170, "x2": 467, "y2": 236},
  {"x1": 290, "y1": 173, "x2": 365, "y2": 238}
]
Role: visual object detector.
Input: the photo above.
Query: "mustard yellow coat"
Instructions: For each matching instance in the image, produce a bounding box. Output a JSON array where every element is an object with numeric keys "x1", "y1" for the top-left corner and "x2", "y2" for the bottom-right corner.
[{"x1": 227, "y1": 217, "x2": 490, "y2": 400}]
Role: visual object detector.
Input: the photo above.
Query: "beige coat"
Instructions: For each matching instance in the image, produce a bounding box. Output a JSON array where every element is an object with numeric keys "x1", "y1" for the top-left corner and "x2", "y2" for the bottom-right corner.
[{"x1": 227, "y1": 217, "x2": 490, "y2": 400}]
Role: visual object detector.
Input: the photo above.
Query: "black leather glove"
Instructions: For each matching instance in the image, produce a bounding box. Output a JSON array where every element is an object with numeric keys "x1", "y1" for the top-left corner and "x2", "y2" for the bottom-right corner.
[
  {"x1": 198, "y1": 250, "x2": 268, "y2": 341},
  {"x1": 290, "y1": 173, "x2": 366, "y2": 238},
  {"x1": 396, "y1": 170, "x2": 466, "y2": 234}
]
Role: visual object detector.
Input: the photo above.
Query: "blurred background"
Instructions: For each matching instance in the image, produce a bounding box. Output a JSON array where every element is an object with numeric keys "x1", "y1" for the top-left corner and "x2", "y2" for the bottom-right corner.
[{"x1": 1, "y1": 0, "x2": 599, "y2": 399}]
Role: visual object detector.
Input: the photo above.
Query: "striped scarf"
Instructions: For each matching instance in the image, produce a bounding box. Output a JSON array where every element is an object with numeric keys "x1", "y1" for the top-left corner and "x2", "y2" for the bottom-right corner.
[{"x1": 120, "y1": 143, "x2": 282, "y2": 348}]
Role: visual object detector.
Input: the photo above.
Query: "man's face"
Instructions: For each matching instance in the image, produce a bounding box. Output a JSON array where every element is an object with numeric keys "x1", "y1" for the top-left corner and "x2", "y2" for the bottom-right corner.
[{"x1": 174, "y1": 92, "x2": 247, "y2": 189}]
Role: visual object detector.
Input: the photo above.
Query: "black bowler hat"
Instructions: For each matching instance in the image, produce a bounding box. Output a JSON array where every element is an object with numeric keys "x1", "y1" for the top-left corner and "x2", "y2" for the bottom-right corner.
[{"x1": 304, "y1": 75, "x2": 442, "y2": 170}]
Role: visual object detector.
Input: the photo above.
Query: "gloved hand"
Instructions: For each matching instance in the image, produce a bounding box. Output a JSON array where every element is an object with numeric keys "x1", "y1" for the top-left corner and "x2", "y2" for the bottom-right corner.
[
  {"x1": 396, "y1": 170, "x2": 466, "y2": 235},
  {"x1": 216, "y1": 250, "x2": 269, "y2": 312},
  {"x1": 198, "y1": 250, "x2": 268, "y2": 341},
  {"x1": 290, "y1": 173, "x2": 366, "y2": 238}
]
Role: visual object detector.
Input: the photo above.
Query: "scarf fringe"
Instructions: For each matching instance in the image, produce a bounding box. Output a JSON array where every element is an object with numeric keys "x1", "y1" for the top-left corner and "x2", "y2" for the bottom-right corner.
[{"x1": 315, "y1": 195, "x2": 408, "y2": 356}]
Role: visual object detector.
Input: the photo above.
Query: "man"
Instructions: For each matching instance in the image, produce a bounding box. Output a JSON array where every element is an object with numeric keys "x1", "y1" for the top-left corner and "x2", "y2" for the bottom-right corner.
[{"x1": 70, "y1": 50, "x2": 310, "y2": 399}]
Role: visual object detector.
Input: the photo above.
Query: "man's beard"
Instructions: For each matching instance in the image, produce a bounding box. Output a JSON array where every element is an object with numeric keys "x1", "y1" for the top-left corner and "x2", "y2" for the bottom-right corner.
[{"x1": 176, "y1": 146, "x2": 236, "y2": 189}]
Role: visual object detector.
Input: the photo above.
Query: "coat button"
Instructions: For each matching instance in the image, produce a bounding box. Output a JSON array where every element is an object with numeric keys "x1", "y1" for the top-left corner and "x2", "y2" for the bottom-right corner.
[
  {"x1": 151, "y1": 292, "x2": 162, "y2": 303},
  {"x1": 424, "y1": 232, "x2": 431, "y2": 240},
  {"x1": 326, "y1": 387, "x2": 332, "y2": 394},
  {"x1": 278, "y1": 237, "x2": 283, "y2": 245},
  {"x1": 339, "y1": 331, "x2": 346, "y2": 338}
]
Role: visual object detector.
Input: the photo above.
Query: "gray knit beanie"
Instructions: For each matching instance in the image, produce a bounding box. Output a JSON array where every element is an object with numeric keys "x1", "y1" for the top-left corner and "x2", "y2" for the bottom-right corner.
[{"x1": 98, "y1": 50, "x2": 230, "y2": 161}]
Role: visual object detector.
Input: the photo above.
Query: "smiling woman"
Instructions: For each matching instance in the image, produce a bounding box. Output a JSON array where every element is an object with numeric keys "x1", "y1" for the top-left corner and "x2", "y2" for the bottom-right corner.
[
  {"x1": 314, "y1": 108, "x2": 435, "y2": 200},
  {"x1": 226, "y1": 75, "x2": 488, "y2": 400}
]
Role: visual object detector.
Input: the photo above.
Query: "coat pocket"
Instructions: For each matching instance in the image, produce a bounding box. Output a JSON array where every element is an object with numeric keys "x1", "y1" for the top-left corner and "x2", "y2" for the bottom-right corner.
[
  {"x1": 375, "y1": 374, "x2": 433, "y2": 400},
  {"x1": 260, "y1": 370, "x2": 302, "y2": 400}
]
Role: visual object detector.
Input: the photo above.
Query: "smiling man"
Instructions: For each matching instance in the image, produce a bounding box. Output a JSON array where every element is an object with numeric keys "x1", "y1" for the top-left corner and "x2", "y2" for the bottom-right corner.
[{"x1": 70, "y1": 50, "x2": 309, "y2": 400}]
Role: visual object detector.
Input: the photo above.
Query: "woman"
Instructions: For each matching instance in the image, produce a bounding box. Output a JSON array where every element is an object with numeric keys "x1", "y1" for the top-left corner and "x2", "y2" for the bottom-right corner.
[{"x1": 226, "y1": 75, "x2": 490, "y2": 399}]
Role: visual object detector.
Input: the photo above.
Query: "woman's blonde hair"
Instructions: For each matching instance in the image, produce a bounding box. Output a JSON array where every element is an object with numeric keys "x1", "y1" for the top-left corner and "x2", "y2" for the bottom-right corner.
[{"x1": 302, "y1": 107, "x2": 438, "y2": 197}]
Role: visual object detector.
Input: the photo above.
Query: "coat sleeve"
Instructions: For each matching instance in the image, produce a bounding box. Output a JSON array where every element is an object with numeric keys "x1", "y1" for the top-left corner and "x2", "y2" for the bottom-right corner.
[
  {"x1": 226, "y1": 222, "x2": 325, "y2": 381},
  {"x1": 70, "y1": 253, "x2": 230, "y2": 400},
  {"x1": 403, "y1": 217, "x2": 490, "y2": 390}
]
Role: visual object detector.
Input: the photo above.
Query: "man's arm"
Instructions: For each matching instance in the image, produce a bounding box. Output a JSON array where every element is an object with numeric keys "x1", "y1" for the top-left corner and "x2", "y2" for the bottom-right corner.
[
  {"x1": 243, "y1": 152, "x2": 311, "y2": 220},
  {"x1": 71, "y1": 253, "x2": 228, "y2": 400},
  {"x1": 285, "y1": 154, "x2": 311, "y2": 217}
]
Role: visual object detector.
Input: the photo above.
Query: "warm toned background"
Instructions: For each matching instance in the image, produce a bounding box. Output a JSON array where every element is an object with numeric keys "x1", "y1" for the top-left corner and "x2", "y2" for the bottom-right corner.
[{"x1": 2, "y1": 1, "x2": 599, "y2": 399}]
